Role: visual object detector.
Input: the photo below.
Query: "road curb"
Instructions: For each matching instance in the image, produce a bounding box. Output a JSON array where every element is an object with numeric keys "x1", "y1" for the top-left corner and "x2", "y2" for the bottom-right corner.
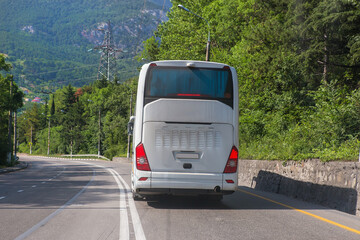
[{"x1": 0, "y1": 161, "x2": 28, "y2": 174}]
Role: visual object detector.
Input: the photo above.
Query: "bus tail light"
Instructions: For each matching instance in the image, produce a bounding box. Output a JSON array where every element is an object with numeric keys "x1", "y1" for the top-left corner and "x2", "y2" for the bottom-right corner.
[
  {"x1": 136, "y1": 143, "x2": 151, "y2": 171},
  {"x1": 224, "y1": 146, "x2": 238, "y2": 173}
]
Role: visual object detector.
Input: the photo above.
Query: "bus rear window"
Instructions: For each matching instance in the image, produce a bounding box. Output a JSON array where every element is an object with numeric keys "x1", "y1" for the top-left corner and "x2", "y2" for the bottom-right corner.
[{"x1": 144, "y1": 66, "x2": 233, "y2": 108}]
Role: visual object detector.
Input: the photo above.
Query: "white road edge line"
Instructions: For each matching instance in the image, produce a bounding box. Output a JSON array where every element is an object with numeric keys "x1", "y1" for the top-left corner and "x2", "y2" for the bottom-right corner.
[
  {"x1": 113, "y1": 169, "x2": 146, "y2": 240},
  {"x1": 78, "y1": 162, "x2": 130, "y2": 240},
  {"x1": 107, "y1": 168, "x2": 130, "y2": 240},
  {"x1": 14, "y1": 168, "x2": 96, "y2": 240},
  {"x1": 86, "y1": 162, "x2": 146, "y2": 240}
]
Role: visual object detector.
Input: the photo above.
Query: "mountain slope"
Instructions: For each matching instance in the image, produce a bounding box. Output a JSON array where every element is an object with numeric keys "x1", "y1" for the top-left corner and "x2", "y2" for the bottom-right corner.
[{"x1": 0, "y1": 0, "x2": 170, "y2": 91}]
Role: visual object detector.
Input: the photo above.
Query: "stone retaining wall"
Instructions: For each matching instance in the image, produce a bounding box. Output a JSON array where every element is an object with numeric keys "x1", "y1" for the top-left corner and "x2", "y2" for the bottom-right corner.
[{"x1": 238, "y1": 159, "x2": 360, "y2": 216}]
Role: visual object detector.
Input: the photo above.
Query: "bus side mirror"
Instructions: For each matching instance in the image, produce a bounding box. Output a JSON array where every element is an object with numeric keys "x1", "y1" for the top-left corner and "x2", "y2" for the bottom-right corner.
[{"x1": 127, "y1": 116, "x2": 135, "y2": 135}]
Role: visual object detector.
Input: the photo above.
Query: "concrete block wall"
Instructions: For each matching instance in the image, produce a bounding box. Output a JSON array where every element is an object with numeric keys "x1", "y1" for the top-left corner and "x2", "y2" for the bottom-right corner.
[{"x1": 238, "y1": 159, "x2": 360, "y2": 216}]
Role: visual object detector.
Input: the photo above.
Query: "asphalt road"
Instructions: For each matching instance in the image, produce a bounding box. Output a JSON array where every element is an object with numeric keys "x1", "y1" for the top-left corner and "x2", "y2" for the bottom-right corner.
[{"x1": 0, "y1": 156, "x2": 359, "y2": 240}]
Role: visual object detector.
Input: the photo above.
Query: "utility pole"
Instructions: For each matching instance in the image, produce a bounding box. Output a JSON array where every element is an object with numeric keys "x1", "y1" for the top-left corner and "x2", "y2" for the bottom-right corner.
[
  {"x1": 30, "y1": 126, "x2": 33, "y2": 155},
  {"x1": 7, "y1": 78, "x2": 13, "y2": 163},
  {"x1": 127, "y1": 91, "x2": 133, "y2": 159},
  {"x1": 47, "y1": 116, "x2": 50, "y2": 155},
  {"x1": 70, "y1": 127, "x2": 73, "y2": 158},
  {"x1": 94, "y1": 20, "x2": 122, "y2": 82},
  {"x1": 41, "y1": 91, "x2": 54, "y2": 155},
  {"x1": 98, "y1": 108, "x2": 101, "y2": 158},
  {"x1": 13, "y1": 111, "x2": 17, "y2": 159},
  {"x1": 178, "y1": 5, "x2": 211, "y2": 61}
]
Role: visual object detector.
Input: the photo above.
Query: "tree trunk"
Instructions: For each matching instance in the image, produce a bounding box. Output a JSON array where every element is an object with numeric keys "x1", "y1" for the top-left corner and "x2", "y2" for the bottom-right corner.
[{"x1": 323, "y1": 33, "x2": 328, "y2": 83}]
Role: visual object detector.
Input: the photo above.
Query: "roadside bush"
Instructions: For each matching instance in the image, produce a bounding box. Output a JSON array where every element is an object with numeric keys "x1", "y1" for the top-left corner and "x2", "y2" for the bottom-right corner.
[{"x1": 238, "y1": 82, "x2": 360, "y2": 162}]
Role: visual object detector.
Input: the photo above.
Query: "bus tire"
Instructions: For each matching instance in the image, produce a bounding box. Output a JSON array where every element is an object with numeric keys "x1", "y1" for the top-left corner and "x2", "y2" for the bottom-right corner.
[{"x1": 133, "y1": 192, "x2": 143, "y2": 201}]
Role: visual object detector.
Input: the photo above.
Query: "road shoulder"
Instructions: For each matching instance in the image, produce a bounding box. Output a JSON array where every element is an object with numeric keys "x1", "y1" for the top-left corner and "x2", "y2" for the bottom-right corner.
[{"x1": 0, "y1": 161, "x2": 28, "y2": 174}]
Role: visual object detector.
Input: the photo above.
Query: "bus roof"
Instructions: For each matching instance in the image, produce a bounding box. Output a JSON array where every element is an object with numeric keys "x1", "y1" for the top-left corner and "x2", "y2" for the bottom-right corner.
[{"x1": 144, "y1": 60, "x2": 231, "y2": 69}]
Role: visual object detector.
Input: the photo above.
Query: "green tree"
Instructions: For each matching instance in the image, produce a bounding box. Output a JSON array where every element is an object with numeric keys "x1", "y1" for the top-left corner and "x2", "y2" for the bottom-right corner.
[
  {"x1": 137, "y1": 36, "x2": 160, "y2": 61},
  {"x1": 153, "y1": 0, "x2": 216, "y2": 60},
  {"x1": 290, "y1": 0, "x2": 360, "y2": 88},
  {"x1": 50, "y1": 94, "x2": 55, "y2": 116},
  {"x1": 0, "y1": 55, "x2": 23, "y2": 164},
  {"x1": 58, "y1": 84, "x2": 85, "y2": 154},
  {"x1": 17, "y1": 103, "x2": 41, "y2": 154},
  {"x1": 140, "y1": 0, "x2": 360, "y2": 161}
]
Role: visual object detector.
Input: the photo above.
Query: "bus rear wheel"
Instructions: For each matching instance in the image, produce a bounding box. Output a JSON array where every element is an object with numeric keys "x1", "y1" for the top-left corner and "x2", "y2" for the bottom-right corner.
[{"x1": 133, "y1": 192, "x2": 143, "y2": 201}]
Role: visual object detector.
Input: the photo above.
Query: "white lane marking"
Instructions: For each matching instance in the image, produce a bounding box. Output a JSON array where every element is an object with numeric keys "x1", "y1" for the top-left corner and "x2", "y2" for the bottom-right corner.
[
  {"x1": 17, "y1": 190, "x2": 24, "y2": 193},
  {"x1": 85, "y1": 162, "x2": 146, "y2": 240},
  {"x1": 14, "y1": 168, "x2": 96, "y2": 240},
  {"x1": 107, "y1": 168, "x2": 130, "y2": 240},
  {"x1": 32, "y1": 185, "x2": 37, "y2": 188},
  {"x1": 41, "y1": 182, "x2": 46, "y2": 184},
  {"x1": 113, "y1": 169, "x2": 146, "y2": 240},
  {"x1": 83, "y1": 162, "x2": 130, "y2": 240},
  {"x1": 0, "y1": 196, "x2": 5, "y2": 200},
  {"x1": 48, "y1": 179, "x2": 52, "y2": 181}
]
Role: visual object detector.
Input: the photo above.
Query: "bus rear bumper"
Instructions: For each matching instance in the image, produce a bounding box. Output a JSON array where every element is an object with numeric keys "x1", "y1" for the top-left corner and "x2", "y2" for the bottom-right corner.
[
  {"x1": 133, "y1": 171, "x2": 238, "y2": 195},
  {"x1": 136, "y1": 188, "x2": 235, "y2": 196}
]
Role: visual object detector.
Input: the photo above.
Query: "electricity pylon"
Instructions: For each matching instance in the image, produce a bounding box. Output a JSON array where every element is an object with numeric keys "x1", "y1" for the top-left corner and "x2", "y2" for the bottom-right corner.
[{"x1": 94, "y1": 20, "x2": 122, "y2": 82}]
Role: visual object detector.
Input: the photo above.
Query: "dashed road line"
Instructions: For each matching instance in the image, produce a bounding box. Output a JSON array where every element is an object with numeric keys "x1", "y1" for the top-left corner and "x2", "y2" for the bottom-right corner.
[
  {"x1": 0, "y1": 196, "x2": 5, "y2": 200},
  {"x1": 32, "y1": 185, "x2": 37, "y2": 188},
  {"x1": 14, "y1": 168, "x2": 96, "y2": 240},
  {"x1": 16, "y1": 156, "x2": 144, "y2": 239},
  {"x1": 17, "y1": 190, "x2": 24, "y2": 193}
]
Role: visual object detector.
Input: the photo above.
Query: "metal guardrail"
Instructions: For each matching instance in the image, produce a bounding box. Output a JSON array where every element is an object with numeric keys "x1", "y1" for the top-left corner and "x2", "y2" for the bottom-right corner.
[{"x1": 61, "y1": 154, "x2": 111, "y2": 161}]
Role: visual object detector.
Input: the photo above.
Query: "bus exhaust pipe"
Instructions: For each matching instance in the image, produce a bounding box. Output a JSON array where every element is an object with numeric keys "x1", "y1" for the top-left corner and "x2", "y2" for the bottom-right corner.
[{"x1": 214, "y1": 186, "x2": 221, "y2": 193}]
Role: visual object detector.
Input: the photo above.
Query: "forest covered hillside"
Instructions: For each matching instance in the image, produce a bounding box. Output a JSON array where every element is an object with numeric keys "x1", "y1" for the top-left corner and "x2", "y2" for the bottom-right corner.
[
  {"x1": 2, "y1": 0, "x2": 360, "y2": 163},
  {"x1": 143, "y1": 0, "x2": 360, "y2": 161},
  {"x1": 0, "y1": 0, "x2": 171, "y2": 92}
]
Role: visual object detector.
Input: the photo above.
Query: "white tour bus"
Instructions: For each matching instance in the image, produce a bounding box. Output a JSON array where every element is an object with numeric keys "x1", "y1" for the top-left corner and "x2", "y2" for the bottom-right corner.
[{"x1": 130, "y1": 60, "x2": 238, "y2": 200}]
